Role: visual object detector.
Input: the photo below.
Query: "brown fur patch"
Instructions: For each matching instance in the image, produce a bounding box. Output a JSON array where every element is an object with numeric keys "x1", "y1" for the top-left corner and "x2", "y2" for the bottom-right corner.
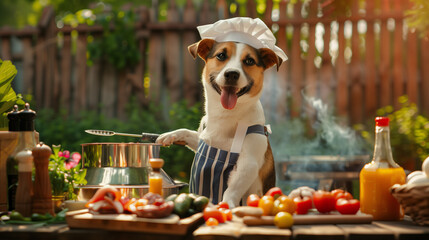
[
  {"x1": 259, "y1": 48, "x2": 282, "y2": 70},
  {"x1": 203, "y1": 42, "x2": 237, "y2": 85},
  {"x1": 240, "y1": 45, "x2": 265, "y2": 97},
  {"x1": 259, "y1": 139, "x2": 276, "y2": 194}
]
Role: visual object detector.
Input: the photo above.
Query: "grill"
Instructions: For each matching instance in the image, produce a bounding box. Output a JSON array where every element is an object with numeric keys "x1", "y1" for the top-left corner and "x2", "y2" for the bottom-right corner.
[{"x1": 276, "y1": 155, "x2": 370, "y2": 195}]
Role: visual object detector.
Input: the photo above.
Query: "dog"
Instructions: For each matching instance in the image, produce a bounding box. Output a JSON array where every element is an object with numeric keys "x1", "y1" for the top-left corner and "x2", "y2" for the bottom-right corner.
[{"x1": 156, "y1": 38, "x2": 282, "y2": 208}]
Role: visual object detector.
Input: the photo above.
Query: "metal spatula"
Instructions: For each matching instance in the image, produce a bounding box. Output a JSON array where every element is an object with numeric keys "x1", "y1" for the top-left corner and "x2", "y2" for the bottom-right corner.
[{"x1": 85, "y1": 129, "x2": 186, "y2": 145}]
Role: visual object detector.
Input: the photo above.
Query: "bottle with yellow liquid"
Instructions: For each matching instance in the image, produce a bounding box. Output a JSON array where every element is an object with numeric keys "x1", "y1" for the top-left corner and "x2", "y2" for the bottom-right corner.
[
  {"x1": 360, "y1": 117, "x2": 405, "y2": 220},
  {"x1": 149, "y1": 158, "x2": 164, "y2": 196}
]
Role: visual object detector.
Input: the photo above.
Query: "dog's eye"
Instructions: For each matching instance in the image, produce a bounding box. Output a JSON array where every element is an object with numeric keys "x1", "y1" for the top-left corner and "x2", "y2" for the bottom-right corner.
[
  {"x1": 244, "y1": 57, "x2": 256, "y2": 66},
  {"x1": 216, "y1": 52, "x2": 227, "y2": 61}
]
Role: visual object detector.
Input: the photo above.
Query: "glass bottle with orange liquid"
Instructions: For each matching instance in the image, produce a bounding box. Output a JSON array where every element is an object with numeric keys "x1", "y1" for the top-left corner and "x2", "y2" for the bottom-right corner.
[
  {"x1": 360, "y1": 117, "x2": 405, "y2": 220},
  {"x1": 149, "y1": 158, "x2": 164, "y2": 195}
]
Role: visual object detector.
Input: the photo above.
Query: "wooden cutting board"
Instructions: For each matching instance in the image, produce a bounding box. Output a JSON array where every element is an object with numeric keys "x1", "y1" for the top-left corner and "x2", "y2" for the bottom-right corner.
[
  {"x1": 66, "y1": 209, "x2": 204, "y2": 235},
  {"x1": 243, "y1": 212, "x2": 373, "y2": 226}
]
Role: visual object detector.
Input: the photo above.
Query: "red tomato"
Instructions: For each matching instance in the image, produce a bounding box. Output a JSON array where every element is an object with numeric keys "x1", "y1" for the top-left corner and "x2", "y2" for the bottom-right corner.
[
  {"x1": 265, "y1": 187, "x2": 283, "y2": 199},
  {"x1": 203, "y1": 207, "x2": 226, "y2": 223},
  {"x1": 313, "y1": 190, "x2": 336, "y2": 213},
  {"x1": 217, "y1": 201, "x2": 230, "y2": 209},
  {"x1": 293, "y1": 196, "x2": 312, "y2": 215},
  {"x1": 335, "y1": 198, "x2": 360, "y2": 215},
  {"x1": 206, "y1": 217, "x2": 219, "y2": 226},
  {"x1": 219, "y1": 208, "x2": 233, "y2": 221},
  {"x1": 247, "y1": 194, "x2": 260, "y2": 207},
  {"x1": 331, "y1": 189, "x2": 353, "y2": 200}
]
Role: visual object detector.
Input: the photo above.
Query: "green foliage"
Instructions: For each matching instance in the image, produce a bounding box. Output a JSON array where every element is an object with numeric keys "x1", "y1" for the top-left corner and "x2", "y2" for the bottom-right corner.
[
  {"x1": 36, "y1": 100, "x2": 202, "y2": 182},
  {"x1": 357, "y1": 96, "x2": 429, "y2": 169},
  {"x1": 0, "y1": 59, "x2": 25, "y2": 129},
  {"x1": 49, "y1": 145, "x2": 87, "y2": 200},
  {"x1": 406, "y1": 0, "x2": 429, "y2": 37},
  {"x1": 86, "y1": 8, "x2": 140, "y2": 70}
]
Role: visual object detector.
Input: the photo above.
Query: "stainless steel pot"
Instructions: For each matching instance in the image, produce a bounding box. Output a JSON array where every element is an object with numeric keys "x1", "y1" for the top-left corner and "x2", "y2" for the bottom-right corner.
[{"x1": 78, "y1": 143, "x2": 186, "y2": 200}]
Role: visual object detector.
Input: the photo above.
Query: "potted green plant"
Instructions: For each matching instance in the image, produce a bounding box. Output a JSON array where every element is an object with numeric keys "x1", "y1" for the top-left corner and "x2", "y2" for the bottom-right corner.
[
  {"x1": 0, "y1": 59, "x2": 25, "y2": 130},
  {"x1": 49, "y1": 145, "x2": 87, "y2": 212}
]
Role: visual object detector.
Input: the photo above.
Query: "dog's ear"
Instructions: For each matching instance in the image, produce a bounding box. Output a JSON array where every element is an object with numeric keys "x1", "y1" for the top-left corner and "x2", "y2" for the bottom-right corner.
[
  {"x1": 188, "y1": 39, "x2": 216, "y2": 61},
  {"x1": 259, "y1": 48, "x2": 283, "y2": 71}
]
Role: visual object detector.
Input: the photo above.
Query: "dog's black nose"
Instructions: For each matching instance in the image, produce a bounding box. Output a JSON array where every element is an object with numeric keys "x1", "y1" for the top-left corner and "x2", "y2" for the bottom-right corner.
[{"x1": 224, "y1": 70, "x2": 240, "y2": 85}]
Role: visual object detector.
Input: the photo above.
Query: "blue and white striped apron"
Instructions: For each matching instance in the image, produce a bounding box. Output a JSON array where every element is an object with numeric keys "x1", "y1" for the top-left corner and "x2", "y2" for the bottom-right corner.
[{"x1": 189, "y1": 124, "x2": 267, "y2": 204}]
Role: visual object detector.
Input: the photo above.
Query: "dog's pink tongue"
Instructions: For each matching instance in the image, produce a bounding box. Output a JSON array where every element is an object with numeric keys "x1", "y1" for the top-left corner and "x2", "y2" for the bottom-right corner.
[{"x1": 221, "y1": 87, "x2": 238, "y2": 110}]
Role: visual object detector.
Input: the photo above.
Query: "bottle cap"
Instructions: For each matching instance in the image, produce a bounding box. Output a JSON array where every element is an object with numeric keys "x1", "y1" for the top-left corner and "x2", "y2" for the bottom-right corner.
[
  {"x1": 7, "y1": 105, "x2": 20, "y2": 131},
  {"x1": 149, "y1": 158, "x2": 164, "y2": 169},
  {"x1": 18, "y1": 103, "x2": 36, "y2": 131},
  {"x1": 375, "y1": 117, "x2": 389, "y2": 127}
]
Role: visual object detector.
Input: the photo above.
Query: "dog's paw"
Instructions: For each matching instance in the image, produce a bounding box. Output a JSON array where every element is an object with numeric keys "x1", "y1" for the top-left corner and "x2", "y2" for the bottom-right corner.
[
  {"x1": 156, "y1": 132, "x2": 178, "y2": 146},
  {"x1": 222, "y1": 191, "x2": 240, "y2": 209},
  {"x1": 156, "y1": 129, "x2": 190, "y2": 146}
]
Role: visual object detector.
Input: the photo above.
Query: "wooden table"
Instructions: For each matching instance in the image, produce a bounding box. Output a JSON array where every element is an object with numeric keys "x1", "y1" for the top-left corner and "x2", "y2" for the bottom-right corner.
[{"x1": 1, "y1": 218, "x2": 429, "y2": 240}]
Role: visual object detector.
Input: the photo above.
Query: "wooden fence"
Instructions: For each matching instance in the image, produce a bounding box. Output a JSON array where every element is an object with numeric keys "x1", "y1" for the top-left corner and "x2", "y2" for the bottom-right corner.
[{"x1": 0, "y1": 0, "x2": 428, "y2": 125}]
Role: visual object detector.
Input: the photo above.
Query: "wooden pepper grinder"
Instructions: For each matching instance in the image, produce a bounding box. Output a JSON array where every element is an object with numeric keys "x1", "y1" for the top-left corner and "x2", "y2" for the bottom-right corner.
[
  {"x1": 32, "y1": 143, "x2": 54, "y2": 215},
  {"x1": 15, "y1": 150, "x2": 33, "y2": 217}
]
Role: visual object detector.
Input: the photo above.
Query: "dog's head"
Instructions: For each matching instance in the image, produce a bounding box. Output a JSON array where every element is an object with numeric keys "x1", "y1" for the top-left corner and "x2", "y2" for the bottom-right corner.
[{"x1": 189, "y1": 39, "x2": 282, "y2": 110}]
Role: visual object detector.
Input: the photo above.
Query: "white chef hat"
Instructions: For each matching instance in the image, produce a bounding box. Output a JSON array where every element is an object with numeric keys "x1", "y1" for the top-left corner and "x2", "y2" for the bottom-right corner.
[{"x1": 197, "y1": 17, "x2": 288, "y2": 62}]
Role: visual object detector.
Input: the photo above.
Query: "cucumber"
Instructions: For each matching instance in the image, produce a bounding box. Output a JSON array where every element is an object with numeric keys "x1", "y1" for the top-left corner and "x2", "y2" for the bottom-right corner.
[
  {"x1": 173, "y1": 193, "x2": 193, "y2": 218},
  {"x1": 165, "y1": 194, "x2": 178, "y2": 203},
  {"x1": 192, "y1": 196, "x2": 209, "y2": 212}
]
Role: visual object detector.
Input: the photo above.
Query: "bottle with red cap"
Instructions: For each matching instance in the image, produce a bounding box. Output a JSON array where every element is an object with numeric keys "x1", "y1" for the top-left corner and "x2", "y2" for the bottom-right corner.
[{"x1": 359, "y1": 117, "x2": 405, "y2": 220}]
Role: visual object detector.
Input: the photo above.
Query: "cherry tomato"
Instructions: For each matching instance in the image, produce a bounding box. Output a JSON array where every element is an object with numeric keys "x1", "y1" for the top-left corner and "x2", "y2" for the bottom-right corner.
[
  {"x1": 203, "y1": 207, "x2": 226, "y2": 223},
  {"x1": 293, "y1": 196, "x2": 312, "y2": 215},
  {"x1": 313, "y1": 190, "x2": 336, "y2": 213},
  {"x1": 272, "y1": 195, "x2": 297, "y2": 215},
  {"x1": 258, "y1": 195, "x2": 274, "y2": 216},
  {"x1": 265, "y1": 187, "x2": 283, "y2": 199},
  {"x1": 217, "y1": 201, "x2": 230, "y2": 209},
  {"x1": 331, "y1": 189, "x2": 353, "y2": 200},
  {"x1": 335, "y1": 198, "x2": 360, "y2": 215},
  {"x1": 219, "y1": 208, "x2": 233, "y2": 221},
  {"x1": 206, "y1": 217, "x2": 219, "y2": 226},
  {"x1": 274, "y1": 212, "x2": 294, "y2": 228},
  {"x1": 247, "y1": 194, "x2": 260, "y2": 207}
]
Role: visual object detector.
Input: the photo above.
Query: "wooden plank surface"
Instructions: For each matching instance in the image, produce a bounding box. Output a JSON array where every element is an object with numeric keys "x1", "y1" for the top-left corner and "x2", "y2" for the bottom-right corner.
[
  {"x1": 292, "y1": 224, "x2": 345, "y2": 240},
  {"x1": 364, "y1": 0, "x2": 377, "y2": 119},
  {"x1": 243, "y1": 213, "x2": 373, "y2": 226},
  {"x1": 379, "y1": 0, "x2": 392, "y2": 108},
  {"x1": 66, "y1": 210, "x2": 204, "y2": 235},
  {"x1": 373, "y1": 220, "x2": 429, "y2": 240},
  {"x1": 392, "y1": 0, "x2": 404, "y2": 109},
  {"x1": 337, "y1": 223, "x2": 395, "y2": 240}
]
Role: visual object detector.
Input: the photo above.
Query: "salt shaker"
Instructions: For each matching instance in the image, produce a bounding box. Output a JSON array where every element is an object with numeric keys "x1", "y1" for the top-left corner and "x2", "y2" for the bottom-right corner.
[
  {"x1": 32, "y1": 143, "x2": 54, "y2": 215},
  {"x1": 15, "y1": 150, "x2": 33, "y2": 217}
]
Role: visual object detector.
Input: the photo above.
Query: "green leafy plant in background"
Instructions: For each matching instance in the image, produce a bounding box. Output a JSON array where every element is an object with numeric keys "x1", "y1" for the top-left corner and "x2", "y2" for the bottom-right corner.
[
  {"x1": 49, "y1": 145, "x2": 87, "y2": 200},
  {"x1": 356, "y1": 96, "x2": 429, "y2": 170},
  {"x1": 406, "y1": 0, "x2": 429, "y2": 37},
  {"x1": 86, "y1": 8, "x2": 140, "y2": 70},
  {"x1": 0, "y1": 59, "x2": 25, "y2": 130}
]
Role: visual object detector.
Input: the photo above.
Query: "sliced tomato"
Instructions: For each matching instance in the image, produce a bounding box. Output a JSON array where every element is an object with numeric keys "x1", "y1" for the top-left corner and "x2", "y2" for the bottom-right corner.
[
  {"x1": 203, "y1": 207, "x2": 226, "y2": 223},
  {"x1": 217, "y1": 201, "x2": 230, "y2": 209},
  {"x1": 219, "y1": 208, "x2": 233, "y2": 221}
]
